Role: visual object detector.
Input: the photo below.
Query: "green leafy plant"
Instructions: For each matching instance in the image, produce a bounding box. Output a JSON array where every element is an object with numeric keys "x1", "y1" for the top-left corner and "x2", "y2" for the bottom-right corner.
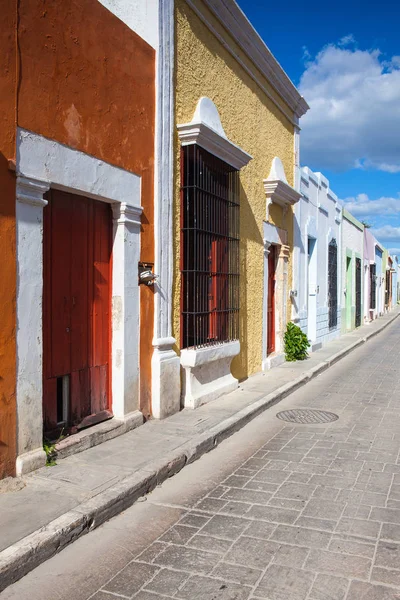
[
  {"x1": 284, "y1": 321, "x2": 310, "y2": 362},
  {"x1": 43, "y1": 439, "x2": 57, "y2": 466},
  {"x1": 43, "y1": 427, "x2": 66, "y2": 466}
]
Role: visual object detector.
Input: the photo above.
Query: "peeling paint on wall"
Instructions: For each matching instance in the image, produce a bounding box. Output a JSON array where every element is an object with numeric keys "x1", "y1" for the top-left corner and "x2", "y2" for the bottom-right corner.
[{"x1": 63, "y1": 104, "x2": 82, "y2": 147}]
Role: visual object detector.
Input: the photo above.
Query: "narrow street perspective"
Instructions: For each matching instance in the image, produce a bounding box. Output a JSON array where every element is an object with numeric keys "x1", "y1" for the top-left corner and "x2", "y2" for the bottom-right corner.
[
  {"x1": 2, "y1": 318, "x2": 400, "y2": 600},
  {"x1": 1, "y1": 0, "x2": 400, "y2": 598}
]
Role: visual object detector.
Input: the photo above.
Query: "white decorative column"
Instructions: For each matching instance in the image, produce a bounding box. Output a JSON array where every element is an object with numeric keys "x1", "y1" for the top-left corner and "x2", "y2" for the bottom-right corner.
[
  {"x1": 112, "y1": 203, "x2": 143, "y2": 420},
  {"x1": 15, "y1": 176, "x2": 49, "y2": 475},
  {"x1": 262, "y1": 240, "x2": 271, "y2": 370},
  {"x1": 292, "y1": 118, "x2": 301, "y2": 322},
  {"x1": 152, "y1": 0, "x2": 181, "y2": 419},
  {"x1": 280, "y1": 244, "x2": 291, "y2": 338}
]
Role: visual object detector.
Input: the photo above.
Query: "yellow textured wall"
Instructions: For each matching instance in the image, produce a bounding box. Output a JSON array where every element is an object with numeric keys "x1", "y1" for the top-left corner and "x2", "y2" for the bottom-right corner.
[{"x1": 173, "y1": 0, "x2": 296, "y2": 379}]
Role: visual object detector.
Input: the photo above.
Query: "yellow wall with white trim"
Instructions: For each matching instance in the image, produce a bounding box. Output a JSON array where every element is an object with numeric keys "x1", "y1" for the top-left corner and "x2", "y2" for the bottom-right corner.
[{"x1": 173, "y1": 0, "x2": 297, "y2": 379}]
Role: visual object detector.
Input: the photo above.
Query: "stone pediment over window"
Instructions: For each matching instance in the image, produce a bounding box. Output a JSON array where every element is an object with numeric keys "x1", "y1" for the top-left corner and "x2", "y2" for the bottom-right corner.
[
  {"x1": 177, "y1": 97, "x2": 252, "y2": 170},
  {"x1": 264, "y1": 157, "x2": 301, "y2": 213}
]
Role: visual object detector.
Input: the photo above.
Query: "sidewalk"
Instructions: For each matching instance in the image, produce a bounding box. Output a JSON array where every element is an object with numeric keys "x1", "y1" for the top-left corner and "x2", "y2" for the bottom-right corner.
[{"x1": 1, "y1": 309, "x2": 399, "y2": 591}]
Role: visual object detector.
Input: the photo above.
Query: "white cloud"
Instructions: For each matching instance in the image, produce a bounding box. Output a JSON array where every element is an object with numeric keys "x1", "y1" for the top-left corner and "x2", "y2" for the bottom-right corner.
[
  {"x1": 343, "y1": 193, "x2": 400, "y2": 216},
  {"x1": 371, "y1": 225, "x2": 400, "y2": 240},
  {"x1": 299, "y1": 42, "x2": 400, "y2": 172},
  {"x1": 338, "y1": 34, "x2": 356, "y2": 48}
]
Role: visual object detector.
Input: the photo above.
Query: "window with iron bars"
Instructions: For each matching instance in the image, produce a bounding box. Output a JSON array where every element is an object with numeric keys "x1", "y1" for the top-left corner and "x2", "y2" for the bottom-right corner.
[
  {"x1": 370, "y1": 264, "x2": 376, "y2": 310},
  {"x1": 180, "y1": 145, "x2": 240, "y2": 350},
  {"x1": 385, "y1": 270, "x2": 391, "y2": 307}
]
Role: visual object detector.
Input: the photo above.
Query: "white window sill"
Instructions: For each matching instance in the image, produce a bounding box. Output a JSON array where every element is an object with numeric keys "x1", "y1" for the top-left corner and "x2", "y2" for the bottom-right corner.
[{"x1": 180, "y1": 340, "x2": 240, "y2": 368}]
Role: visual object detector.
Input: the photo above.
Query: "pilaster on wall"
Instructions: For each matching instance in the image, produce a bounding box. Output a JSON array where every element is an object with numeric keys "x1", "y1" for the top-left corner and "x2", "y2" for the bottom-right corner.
[
  {"x1": 292, "y1": 119, "x2": 301, "y2": 322},
  {"x1": 152, "y1": 0, "x2": 180, "y2": 419},
  {"x1": 112, "y1": 203, "x2": 143, "y2": 419},
  {"x1": 274, "y1": 244, "x2": 290, "y2": 353},
  {"x1": 262, "y1": 240, "x2": 272, "y2": 362},
  {"x1": 15, "y1": 176, "x2": 49, "y2": 476}
]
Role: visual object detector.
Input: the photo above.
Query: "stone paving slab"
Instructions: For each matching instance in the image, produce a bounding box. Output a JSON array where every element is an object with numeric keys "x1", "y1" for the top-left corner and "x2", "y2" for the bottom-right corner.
[
  {"x1": 0, "y1": 307, "x2": 400, "y2": 593},
  {"x1": 3, "y1": 317, "x2": 400, "y2": 600}
]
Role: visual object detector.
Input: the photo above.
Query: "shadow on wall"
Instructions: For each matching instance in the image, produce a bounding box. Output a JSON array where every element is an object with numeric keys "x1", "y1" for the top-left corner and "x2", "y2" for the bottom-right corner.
[
  {"x1": 231, "y1": 182, "x2": 263, "y2": 382},
  {"x1": 0, "y1": 152, "x2": 17, "y2": 478},
  {"x1": 293, "y1": 212, "x2": 305, "y2": 255}
]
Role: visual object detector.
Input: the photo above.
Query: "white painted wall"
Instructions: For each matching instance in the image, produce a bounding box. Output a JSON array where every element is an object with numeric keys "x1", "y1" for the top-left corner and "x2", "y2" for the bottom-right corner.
[
  {"x1": 296, "y1": 167, "x2": 342, "y2": 347},
  {"x1": 97, "y1": 0, "x2": 159, "y2": 48},
  {"x1": 341, "y1": 213, "x2": 364, "y2": 331}
]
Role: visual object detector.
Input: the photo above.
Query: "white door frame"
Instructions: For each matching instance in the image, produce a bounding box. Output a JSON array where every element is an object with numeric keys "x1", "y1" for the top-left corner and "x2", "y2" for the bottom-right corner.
[
  {"x1": 15, "y1": 128, "x2": 143, "y2": 475},
  {"x1": 307, "y1": 236, "x2": 317, "y2": 342}
]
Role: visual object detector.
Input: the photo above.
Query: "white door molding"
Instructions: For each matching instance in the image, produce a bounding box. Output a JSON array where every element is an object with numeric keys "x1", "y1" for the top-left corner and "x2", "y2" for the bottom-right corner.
[{"x1": 15, "y1": 129, "x2": 143, "y2": 475}]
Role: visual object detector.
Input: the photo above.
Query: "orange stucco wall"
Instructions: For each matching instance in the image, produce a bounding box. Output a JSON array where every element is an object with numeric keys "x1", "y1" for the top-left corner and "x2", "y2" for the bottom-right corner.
[
  {"x1": 0, "y1": 0, "x2": 17, "y2": 478},
  {"x1": 17, "y1": 0, "x2": 156, "y2": 418}
]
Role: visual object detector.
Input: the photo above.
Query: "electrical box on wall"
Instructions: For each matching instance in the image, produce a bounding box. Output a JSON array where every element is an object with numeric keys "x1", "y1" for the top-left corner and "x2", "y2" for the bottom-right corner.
[{"x1": 138, "y1": 262, "x2": 158, "y2": 286}]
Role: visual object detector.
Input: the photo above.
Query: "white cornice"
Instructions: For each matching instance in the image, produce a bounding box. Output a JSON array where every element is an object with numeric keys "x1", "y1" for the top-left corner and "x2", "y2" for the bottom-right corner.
[
  {"x1": 16, "y1": 176, "x2": 50, "y2": 207},
  {"x1": 264, "y1": 179, "x2": 301, "y2": 207},
  {"x1": 177, "y1": 97, "x2": 252, "y2": 170},
  {"x1": 264, "y1": 157, "x2": 301, "y2": 208},
  {"x1": 112, "y1": 202, "x2": 143, "y2": 227},
  {"x1": 185, "y1": 0, "x2": 309, "y2": 121}
]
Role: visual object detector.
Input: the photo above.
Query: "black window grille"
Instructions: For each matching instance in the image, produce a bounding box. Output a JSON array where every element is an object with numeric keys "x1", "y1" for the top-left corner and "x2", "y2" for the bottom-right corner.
[
  {"x1": 370, "y1": 264, "x2": 376, "y2": 309},
  {"x1": 181, "y1": 145, "x2": 240, "y2": 349},
  {"x1": 355, "y1": 257, "x2": 362, "y2": 327},
  {"x1": 385, "y1": 270, "x2": 391, "y2": 307},
  {"x1": 328, "y1": 238, "x2": 338, "y2": 329}
]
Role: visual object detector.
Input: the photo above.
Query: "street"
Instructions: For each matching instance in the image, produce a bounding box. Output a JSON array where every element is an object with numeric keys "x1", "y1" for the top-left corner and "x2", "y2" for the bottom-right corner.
[{"x1": 2, "y1": 319, "x2": 400, "y2": 600}]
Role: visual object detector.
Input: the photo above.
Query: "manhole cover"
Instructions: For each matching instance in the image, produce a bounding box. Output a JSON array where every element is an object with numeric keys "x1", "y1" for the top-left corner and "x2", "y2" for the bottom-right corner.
[{"x1": 276, "y1": 409, "x2": 339, "y2": 424}]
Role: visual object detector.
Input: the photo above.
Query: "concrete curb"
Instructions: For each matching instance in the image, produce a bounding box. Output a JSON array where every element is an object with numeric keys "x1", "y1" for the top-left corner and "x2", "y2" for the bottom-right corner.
[{"x1": 1, "y1": 309, "x2": 399, "y2": 592}]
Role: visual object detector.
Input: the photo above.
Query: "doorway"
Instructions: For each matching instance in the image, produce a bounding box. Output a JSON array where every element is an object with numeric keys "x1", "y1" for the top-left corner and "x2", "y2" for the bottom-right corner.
[
  {"x1": 346, "y1": 256, "x2": 352, "y2": 330},
  {"x1": 307, "y1": 237, "x2": 317, "y2": 343},
  {"x1": 267, "y1": 245, "x2": 276, "y2": 355},
  {"x1": 328, "y1": 238, "x2": 338, "y2": 329},
  {"x1": 43, "y1": 189, "x2": 112, "y2": 436},
  {"x1": 355, "y1": 257, "x2": 361, "y2": 327}
]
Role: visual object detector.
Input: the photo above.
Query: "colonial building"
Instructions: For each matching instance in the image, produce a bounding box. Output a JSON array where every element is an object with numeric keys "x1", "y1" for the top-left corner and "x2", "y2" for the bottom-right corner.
[
  {"x1": 391, "y1": 256, "x2": 399, "y2": 307},
  {"x1": 1, "y1": 0, "x2": 397, "y2": 483},
  {"x1": 294, "y1": 168, "x2": 341, "y2": 350},
  {"x1": 364, "y1": 228, "x2": 377, "y2": 323},
  {"x1": 363, "y1": 230, "x2": 386, "y2": 323},
  {"x1": 375, "y1": 243, "x2": 385, "y2": 317},
  {"x1": 0, "y1": 0, "x2": 169, "y2": 477},
  {"x1": 341, "y1": 209, "x2": 364, "y2": 333},
  {"x1": 167, "y1": 0, "x2": 309, "y2": 408}
]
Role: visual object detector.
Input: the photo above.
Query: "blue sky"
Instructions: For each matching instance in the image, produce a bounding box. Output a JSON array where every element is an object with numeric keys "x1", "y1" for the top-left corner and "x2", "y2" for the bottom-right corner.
[{"x1": 237, "y1": 0, "x2": 400, "y2": 253}]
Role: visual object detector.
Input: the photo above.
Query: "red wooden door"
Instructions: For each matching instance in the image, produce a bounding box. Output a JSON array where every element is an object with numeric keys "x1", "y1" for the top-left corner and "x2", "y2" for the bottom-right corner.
[
  {"x1": 267, "y1": 245, "x2": 276, "y2": 355},
  {"x1": 43, "y1": 189, "x2": 112, "y2": 435}
]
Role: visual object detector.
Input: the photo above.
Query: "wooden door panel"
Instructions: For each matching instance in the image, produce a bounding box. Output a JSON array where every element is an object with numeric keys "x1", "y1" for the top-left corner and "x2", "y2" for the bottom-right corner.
[
  {"x1": 267, "y1": 246, "x2": 276, "y2": 355},
  {"x1": 43, "y1": 190, "x2": 111, "y2": 434},
  {"x1": 70, "y1": 369, "x2": 90, "y2": 425},
  {"x1": 90, "y1": 365, "x2": 108, "y2": 414},
  {"x1": 49, "y1": 191, "x2": 72, "y2": 377},
  {"x1": 70, "y1": 195, "x2": 90, "y2": 373},
  {"x1": 92, "y1": 201, "x2": 111, "y2": 368},
  {"x1": 43, "y1": 192, "x2": 52, "y2": 382}
]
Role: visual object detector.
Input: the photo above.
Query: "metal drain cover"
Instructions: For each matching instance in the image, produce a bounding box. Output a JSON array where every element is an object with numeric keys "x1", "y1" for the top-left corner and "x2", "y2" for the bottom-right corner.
[{"x1": 276, "y1": 409, "x2": 339, "y2": 424}]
